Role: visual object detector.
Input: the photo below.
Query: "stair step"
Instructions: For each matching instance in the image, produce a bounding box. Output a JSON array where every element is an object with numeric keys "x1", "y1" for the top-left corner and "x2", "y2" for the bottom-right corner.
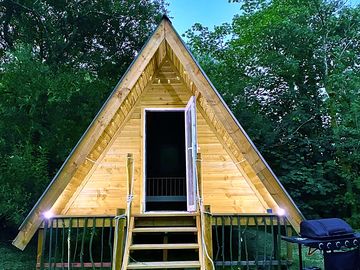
[
  {"x1": 130, "y1": 243, "x2": 199, "y2": 250},
  {"x1": 135, "y1": 217, "x2": 196, "y2": 227},
  {"x1": 127, "y1": 261, "x2": 201, "y2": 269},
  {"x1": 133, "y1": 212, "x2": 198, "y2": 217},
  {"x1": 133, "y1": 227, "x2": 197, "y2": 233}
]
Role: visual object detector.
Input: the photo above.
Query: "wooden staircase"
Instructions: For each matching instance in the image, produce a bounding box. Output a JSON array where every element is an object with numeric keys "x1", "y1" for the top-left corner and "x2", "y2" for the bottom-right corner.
[{"x1": 122, "y1": 213, "x2": 203, "y2": 269}]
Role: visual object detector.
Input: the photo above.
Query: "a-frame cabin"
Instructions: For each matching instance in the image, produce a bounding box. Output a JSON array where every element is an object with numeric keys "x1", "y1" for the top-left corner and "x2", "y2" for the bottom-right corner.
[{"x1": 13, "y1": 16, "x2": 304, "y2": 269}]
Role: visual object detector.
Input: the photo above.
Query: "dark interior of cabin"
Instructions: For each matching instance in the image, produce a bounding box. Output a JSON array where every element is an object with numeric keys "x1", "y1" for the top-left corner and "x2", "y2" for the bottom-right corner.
[{"x1": 145, "y1": 111, "x2": 187, "y2": 211}]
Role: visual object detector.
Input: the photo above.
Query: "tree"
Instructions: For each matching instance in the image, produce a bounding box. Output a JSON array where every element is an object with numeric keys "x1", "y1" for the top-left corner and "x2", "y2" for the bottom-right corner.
[
  {"x1": 1, "y1": 0, "x2": 167, "y2": 78},
  {"x1": 186, "y1": 0, "x2": 360, "y2": 224},
  {"x1": 0, "y1": 0, "x2": 166, "y2": 229}
]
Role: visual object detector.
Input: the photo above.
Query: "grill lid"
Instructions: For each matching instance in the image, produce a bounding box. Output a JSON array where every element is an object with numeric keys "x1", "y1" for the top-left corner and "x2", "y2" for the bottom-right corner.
[{"x1": 300, "y1": 218, "x2": 354, "y2": 239}]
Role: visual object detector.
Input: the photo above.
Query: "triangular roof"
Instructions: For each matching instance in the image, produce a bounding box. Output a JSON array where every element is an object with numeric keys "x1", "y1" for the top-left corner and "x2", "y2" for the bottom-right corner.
[{"x1": 13, "y1": 16, "x2": 304, "y2": 250}]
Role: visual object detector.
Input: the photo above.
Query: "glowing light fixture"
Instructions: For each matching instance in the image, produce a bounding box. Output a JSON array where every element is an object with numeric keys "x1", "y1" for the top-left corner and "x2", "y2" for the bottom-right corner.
[
  {"x1": 43, "y1": 210, "x2": 54, "y2": 219},
  {"x1": 277, "y1": 208, "x2": 286, "y2": 216}
]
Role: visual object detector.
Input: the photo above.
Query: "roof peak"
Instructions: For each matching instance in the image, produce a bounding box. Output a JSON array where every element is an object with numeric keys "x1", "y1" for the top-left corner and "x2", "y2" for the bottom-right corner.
[{"x1": 161, "y1": 14, "x2": 172, "y2": 23}]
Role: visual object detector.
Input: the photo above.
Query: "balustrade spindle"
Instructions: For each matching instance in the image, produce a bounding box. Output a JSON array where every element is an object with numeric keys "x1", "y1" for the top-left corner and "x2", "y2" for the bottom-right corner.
[{"x1": 211, "y1": 214, "x2": 289, "y2": 269}]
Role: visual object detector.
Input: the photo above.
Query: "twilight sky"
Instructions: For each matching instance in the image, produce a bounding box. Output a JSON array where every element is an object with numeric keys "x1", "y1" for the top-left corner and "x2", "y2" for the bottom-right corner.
[{"x1": 167, "y1": 0, "x2": 360, "y2": 36}]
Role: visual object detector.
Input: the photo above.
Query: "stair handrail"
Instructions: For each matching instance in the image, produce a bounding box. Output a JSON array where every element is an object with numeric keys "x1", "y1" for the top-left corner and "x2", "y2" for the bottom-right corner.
[
  {"x1": 112, "y1": 153, "x2": 135, "y2": 270},
  {"x1": 125, "y1": 153, "x2": 135, "y2": 233},
  {"x1": 122, "y1": 153, "x2": 135, "y2": 270},
  {"x1": 196, "y1": 153, "x2": 215, "y2": 270}
]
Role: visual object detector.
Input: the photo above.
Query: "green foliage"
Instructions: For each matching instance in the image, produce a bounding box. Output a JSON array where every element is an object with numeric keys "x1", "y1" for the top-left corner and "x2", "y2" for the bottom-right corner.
[
  {"x1": 0, "y1": 46, "x2": 109, "y2": 226},
  {"x1": 1, "y1": 0, "x2": 167, "y2": 78},
  {"x1": 0, "y1": 241, "x2": 36, "y2": 270},
  {"x1": 0, "y1": 143, "x2": 48, "y2": 226},
  {"x1": 0, "y1": 1, "x2": 166, "y2": 231},
  {"x1": 186, "y1": 0, "x2": 360, "y2": 225}
]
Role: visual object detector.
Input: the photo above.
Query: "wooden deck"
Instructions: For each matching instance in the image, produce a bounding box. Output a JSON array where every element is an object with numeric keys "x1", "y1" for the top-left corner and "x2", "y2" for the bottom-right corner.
[
  {"x1": 35, "y1": 213, "x2": 292, "y2": 270},
  {"x1": 127, "y1": 261, "x2": 201, "y2": 269}
]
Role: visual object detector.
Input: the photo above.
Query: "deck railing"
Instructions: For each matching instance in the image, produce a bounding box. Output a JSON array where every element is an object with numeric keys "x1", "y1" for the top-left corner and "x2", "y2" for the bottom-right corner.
[
  {"x1": 36, "y1": 150, "x2": 290, "y2": 270},
  {"x1": 146, "y1": 177, "x2": 186, "y2": 201},
  {"x1": 37, "y1": 216, "x2": 116, "y2": 269},
  {"x1": 212, "y1": 214, "x2": 291, "y2": 269},
  {"x1": 37, "y1": 214, "x2": 292, "y2": 270}
]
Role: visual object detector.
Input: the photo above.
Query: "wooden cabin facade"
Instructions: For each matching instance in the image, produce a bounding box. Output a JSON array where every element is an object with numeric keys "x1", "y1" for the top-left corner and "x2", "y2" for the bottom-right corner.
[{"x1": 13, "y1": 17, "x2": 304, "y2": 269}]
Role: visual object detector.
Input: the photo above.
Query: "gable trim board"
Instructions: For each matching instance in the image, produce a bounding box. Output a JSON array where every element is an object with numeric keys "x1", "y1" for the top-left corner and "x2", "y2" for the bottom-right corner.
[{"x1": 13, "y1": 16, "x2": 304, "y2": 250}]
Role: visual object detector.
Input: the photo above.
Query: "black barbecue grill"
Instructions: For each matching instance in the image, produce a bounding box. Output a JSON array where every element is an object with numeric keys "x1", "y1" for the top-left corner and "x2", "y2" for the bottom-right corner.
[{"x1": 282, "y1": 218, "x2": 360, "y2": 270}]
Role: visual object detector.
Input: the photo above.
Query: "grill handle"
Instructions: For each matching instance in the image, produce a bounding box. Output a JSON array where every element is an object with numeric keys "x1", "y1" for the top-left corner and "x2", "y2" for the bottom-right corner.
[{"x1": 328, "y1": 228, "x2": 348, "y2": 235}]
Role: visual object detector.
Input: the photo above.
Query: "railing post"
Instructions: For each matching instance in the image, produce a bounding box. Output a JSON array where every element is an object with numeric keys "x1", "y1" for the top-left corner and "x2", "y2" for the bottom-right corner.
[
  {"x1": 285, "y1": 218, "x2": 293, "y2": 264},
  {"x1": 276, "y1": 216, "x2": 281, "y2": 270},
  {"x1": 204, "y1": 205, "x2": 213, "y2": 270},
  {"x1": 126, "y1": 153, "x2": 134, "y2": 199},
  {"x1": 196, "y1": 153, "x2": 203, "y2": 202},
  {"x1": 37, "y1": 229, "x2": 44, "y2": 269},
  {"x1": 120, "y1": 153, "x2": 135, "y2": 270},
  {"x1": 40, "y1": 220, "x2": 48, "y2": 270},
  {"x1": 126, "y1": 153, "x2": 134, "y2": 227},
  {"x1": 112, "y1": 208, "x2": 126, "y2": 270}
]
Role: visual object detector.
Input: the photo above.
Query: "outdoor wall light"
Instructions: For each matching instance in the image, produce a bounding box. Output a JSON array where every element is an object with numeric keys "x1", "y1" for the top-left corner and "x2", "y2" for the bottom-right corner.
[
  {"x1": 43, "y1": 210, "x2": 54, "y2": 219},
  {"x1": 277, "y1": 208, "x2": 286, "y2": 216}
]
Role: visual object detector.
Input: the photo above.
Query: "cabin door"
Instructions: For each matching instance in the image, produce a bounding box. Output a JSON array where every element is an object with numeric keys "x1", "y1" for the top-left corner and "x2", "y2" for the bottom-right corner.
[
  {"x1": 145, "y1": 109, "x2": 187, "y2": 211},
  {"x1": 144, "y1": 98, "x2": 198, "y2": 212},
  {"x1": 185, "y1": 96, "x2": 198, "y2": 212}
]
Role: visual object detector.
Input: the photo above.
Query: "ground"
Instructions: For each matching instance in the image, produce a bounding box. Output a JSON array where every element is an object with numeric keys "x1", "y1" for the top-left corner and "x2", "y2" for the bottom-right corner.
[
  {"x1": 290, "y1": 247, "x2": 323, "y2": 269},
  {"x1": 0, "y1": 241, "x2": 36, "y2": 270},
  {"x1": 0, "y1": 240, "x2": 324, "y2": 270}
]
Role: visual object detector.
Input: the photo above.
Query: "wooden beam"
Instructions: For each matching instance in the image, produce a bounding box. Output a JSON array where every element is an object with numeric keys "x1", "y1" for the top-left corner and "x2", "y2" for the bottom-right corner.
[
  {"x1": 211, "y1": 214, "x2": 286, "y2": 226},
  {"x1": 39, "y1": 217, "x2": 115, "y2": 228},
  {"x1": 36, "y1": 262, "x2": 112, "y2": 268},
  {"x1": 36, "y1": 229, "x2": 44, "y2": 267},
  {"x1": 286, "y1": 221, "x2": 294, "y2": 263},
  {"x1": 121, "y1": 217, "x2": 134, "y2": 270},
  {"x1": 203, "y1": 205, "x2": 213, "y2": 270},
  {"x1": 126, "y1": 153, "x2": 134, "y2": 224},
  {"x1": 196, "y1": 215, "x2": 204, "y2": 270},
  {"x1": 112, "y1": 209, "x2": 126, "y2": 270},
  {"x1": 196, "y1": 153, "x2": 203, "y2": 201},
  {"x1": 127, "y1": 153, "x2": 134, "y2": 198},
  {"x1": 120, "y1": 154, "x2": 135, "y2": 270}
]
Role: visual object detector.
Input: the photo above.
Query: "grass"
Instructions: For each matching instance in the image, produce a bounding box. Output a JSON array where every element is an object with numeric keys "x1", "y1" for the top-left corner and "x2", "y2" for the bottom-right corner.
[
  {"x1": 0, "y1": 240, "x2": 325, "y2": 270},
  {"x1": 0, "y1": 240, "x2": 36, "y2": 270},
  {"x1": 289, "y1": 246, "x2": 324, "y2": 269}
]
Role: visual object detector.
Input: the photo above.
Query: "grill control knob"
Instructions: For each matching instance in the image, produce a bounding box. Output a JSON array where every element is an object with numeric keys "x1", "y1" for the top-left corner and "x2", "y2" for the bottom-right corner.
[
  {"x1": 319, "y1": 243, "x2": 324, "y2": 250},
  {"x1": 327, "y1": 242, "x2": 332, "y2": 249},
  {"x1": 336, "y1": 241, "x2": 341, "y2": 248},
  {"x1": 345, "y1": 240, "x2": 350, "y2": 247},
  {"x1": 354, "y1": 239, "x2": 358, "y2": 246}
]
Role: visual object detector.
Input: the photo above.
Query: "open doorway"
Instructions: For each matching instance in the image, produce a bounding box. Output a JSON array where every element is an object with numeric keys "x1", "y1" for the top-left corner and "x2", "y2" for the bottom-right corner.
[{"x1": 145, "y1": 110, "x2": 187, "y2": 211}]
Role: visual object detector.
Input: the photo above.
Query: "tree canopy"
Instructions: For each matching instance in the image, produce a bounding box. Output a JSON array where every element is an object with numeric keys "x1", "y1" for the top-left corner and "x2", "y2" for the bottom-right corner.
[{"x1": 186, "y1": 0, "x2": 360, "y2": 225}]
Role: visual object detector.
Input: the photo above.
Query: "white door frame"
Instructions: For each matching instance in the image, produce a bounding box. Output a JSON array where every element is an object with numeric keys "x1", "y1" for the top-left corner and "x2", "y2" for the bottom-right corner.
[
  {"x1": 142, "y1": 107, "x2": 186, "y2": 213},
  {"x1": 184, "y1": 96, "x2": 198, "y2": 212}
]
